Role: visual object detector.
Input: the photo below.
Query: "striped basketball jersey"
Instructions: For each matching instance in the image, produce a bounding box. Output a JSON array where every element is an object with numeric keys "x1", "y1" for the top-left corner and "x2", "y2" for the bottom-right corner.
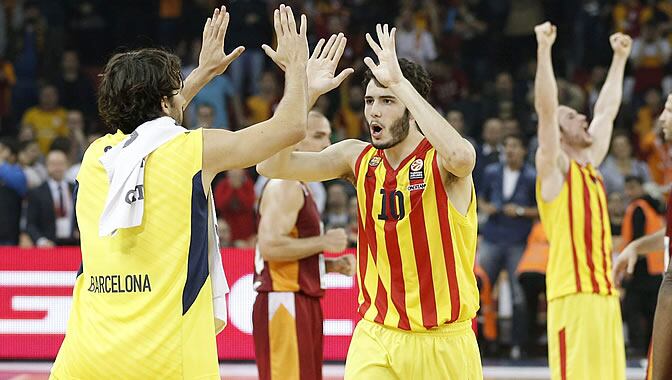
[
  {"x1": 51, "y1": 128, "x2": 220, "y2": 380},
  {"x1": 536, "y1": 160, "x2": 615, "y2": 301},
  {"x1": 354, "y1": 138, "x2": 479, "y2": 332},
  {"x1": 254, "y1": 181, "x2": 326, "y2": 297}
]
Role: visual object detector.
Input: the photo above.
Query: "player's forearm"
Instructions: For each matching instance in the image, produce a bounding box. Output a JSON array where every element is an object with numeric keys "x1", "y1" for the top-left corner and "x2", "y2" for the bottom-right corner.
[
  {"x1": 271, "y1": 64, "x2": 309, "y2": 137},
  {"x1": 592, "y1": 55, "x2": 627, "y2": 121},
  {"x1": 534, "y1": 46, "x2": 560, "y2": 151},
  {"x1": 628, "y1": 227, "x2": 666, "y2": 255},
  {"x1": 181, "y1": 67, "x2": 215, "y2": 109},
  {"x1": 259, "y1": 234, "x2": 325, "y2": 261},
  {"x1": 390, "y1": 78, "x2": 475, "y2": 176}
]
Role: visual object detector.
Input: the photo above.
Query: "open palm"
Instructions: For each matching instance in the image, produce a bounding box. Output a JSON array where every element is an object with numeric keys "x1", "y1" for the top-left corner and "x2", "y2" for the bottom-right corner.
[
  {"x1": 199, "y1": 6, "x2": 245, "y2": 75},
  {"x1": 307, "y1": 33, "x2": 354, "y2": 97},
  {"x1": 364, "y1": 24, "x2": 403, "y2": 87}
]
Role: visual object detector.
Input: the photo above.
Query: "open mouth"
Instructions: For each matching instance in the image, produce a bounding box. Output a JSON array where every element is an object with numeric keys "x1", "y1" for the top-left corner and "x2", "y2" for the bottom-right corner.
[{"x1": 370, "y1": 123, "x2": 383, "y2": 138}]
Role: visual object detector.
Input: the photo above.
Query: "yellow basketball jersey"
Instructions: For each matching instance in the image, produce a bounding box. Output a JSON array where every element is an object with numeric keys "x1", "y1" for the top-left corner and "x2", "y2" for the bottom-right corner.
[
  {"x1": 353, "y1": 139, "x2": 479, "y2": 332},
  {"x1": 51, "y1": 128, "x2": 220, "y2": 379},
  {"x1": 536, "y1": 160, "x2": 616, "y2": 301}
]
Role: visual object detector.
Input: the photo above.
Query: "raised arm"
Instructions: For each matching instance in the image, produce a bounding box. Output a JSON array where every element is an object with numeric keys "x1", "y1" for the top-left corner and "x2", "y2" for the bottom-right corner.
[
  {"x1": 533, "y1": 22, "x2": 563, "y2": 181},
  {"x1": 257, "y1": 180, "x2": 347, "y2": 261},
  {"x1": 257, "y1": 138, "x2": 367, "y2": 182},
  {"x1": 364, "y1": 24, "x2": 475, "y2": 178},
  {"x1": 588, "y1": 33, "x2": 632, "y2": 166},
  {"x1": 202, "y1": 5, "x2": 308, "y2": 185}
]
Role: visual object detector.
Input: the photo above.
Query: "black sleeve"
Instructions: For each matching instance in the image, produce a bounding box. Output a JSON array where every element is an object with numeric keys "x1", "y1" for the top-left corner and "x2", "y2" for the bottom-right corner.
[
  {"x1": 632, "y1": 207, "x2": 646, "y2": 240},
  {"x1": 24, "y1": 190, "x2": 45, "y2": 243}
]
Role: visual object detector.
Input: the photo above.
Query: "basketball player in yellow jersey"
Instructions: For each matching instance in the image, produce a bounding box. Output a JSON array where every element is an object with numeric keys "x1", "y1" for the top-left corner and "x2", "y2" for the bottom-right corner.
[
  {"x1": 51, "y1": 5, "x2": 311, "y2": 380},
  {"x1": 534, "y1": 21, "x2": 631, "y2": 380},
  {"x1": 259, "y1": 24, "x2": 482, "y2": 379}
]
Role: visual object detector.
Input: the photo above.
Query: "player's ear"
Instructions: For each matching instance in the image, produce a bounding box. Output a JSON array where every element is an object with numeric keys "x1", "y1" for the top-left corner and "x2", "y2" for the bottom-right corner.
[{"x1": 160, "y1": 96, "x2": 170, "y2": 113}]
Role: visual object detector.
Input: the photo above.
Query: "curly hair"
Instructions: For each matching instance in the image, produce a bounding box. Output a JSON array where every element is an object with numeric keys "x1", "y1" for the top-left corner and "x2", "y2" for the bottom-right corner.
[
  {"x1": 98, "y1": 48, "x2": 182, "y2": 134},
  {"x1": 362, "y1": 58, "x2": 432, "y2": 99}
]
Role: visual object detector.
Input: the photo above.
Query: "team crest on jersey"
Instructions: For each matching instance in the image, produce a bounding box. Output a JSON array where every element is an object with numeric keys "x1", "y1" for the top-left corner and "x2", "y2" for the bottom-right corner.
[
  {"x1": 409, "y1": 158, "x2": 425, "y2": 180},
  {"x1": 368, "y1": 156, "x2": 382, "y2": 167}
]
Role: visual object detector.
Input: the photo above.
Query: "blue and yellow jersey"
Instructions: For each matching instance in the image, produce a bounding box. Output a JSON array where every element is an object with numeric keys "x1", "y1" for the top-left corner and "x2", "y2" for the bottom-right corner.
[{"x1": 51, "y1": 128, "x2": 220, "y2": 379}]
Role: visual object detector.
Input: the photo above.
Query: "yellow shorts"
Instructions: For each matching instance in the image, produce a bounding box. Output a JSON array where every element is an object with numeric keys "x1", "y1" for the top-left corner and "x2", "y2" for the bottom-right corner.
[
  {"x1": 547, "y1": 293, "x2": 625, "y2": 380},
  {"x1": 344, "y1": 319, "x2": 482, "y2": 380}
]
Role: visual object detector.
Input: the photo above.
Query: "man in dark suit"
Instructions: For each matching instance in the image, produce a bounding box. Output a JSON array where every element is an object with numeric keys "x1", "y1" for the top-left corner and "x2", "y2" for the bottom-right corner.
[
  {"x1": 477, "y1": 133, "x2": 538, "y2": 359},
  {"x1": 24, "y1": 149, "x2": 79, "y2": 246}
]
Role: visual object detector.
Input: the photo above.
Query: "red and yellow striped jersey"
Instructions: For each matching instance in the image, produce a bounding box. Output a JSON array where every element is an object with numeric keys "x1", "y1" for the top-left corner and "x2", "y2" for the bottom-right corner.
[
  {"x1": 354, "y1": 138, "x2": 479, "y2": 331},
  {"x1": 536, "y1": 160, "x2": 616, "y2": 301},
  {"x1": 254, "y1": 182, "x2": 325, "y2": 297}
]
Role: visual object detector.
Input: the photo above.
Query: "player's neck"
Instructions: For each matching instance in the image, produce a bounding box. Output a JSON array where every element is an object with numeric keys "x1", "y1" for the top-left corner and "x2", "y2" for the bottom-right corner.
[
  {"x1": 561, "y1": 142, "x2": 592, "y2": 166},
  {"x1": 384, "y1": 130, "x2": 424, "y2": 169}
]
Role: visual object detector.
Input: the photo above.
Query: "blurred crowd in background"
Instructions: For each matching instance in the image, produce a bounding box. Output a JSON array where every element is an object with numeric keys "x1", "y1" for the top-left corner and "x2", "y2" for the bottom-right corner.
[{"x1": 1, "y1": 0, "x2": 671, "y2": 362}]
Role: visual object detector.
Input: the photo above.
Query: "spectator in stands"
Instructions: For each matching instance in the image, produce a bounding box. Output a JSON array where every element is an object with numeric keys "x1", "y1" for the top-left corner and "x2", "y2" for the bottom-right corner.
[
  {"x1": 214, "y1": 169, "x2": 256, "y2": 247},
  {"x1": 9, "y1": 1, "x2": 48, "y2": 118},
  {"x1": 17, "y1": 139, "x2": 45, "y2": 189},
  {"x1": 323, "y1": 182, "x2": 350, "y2": 230},
  {"x1": 227, "y1": 0, "x2": 273, "y2": 96},
  {"x1": 21, "y1": 84, "x2": 67, "y2": 154},
  {"x1": 482, "y1": 72, "x2": 515, "y2": 121},
  {"x1": 600, "y1": 131, "x2": 652, "y2": 194},
  {"x1": 333, "y1": 83, "x2": 366, "y2": 140},
  {"x1": 395, "y1": 7, "x2": 438, "y2": 66},
  {"x1": 53, "y1": 50, "x2": 96, "y2": 120},
  {"x1": 620, "y1": 175, "x2": 664, "y2": 357},
  {"x1": 478, "y1": 133, "x2": 538, "y2": 359},
  {"x1": 613, "y1": 0, "x2": 653, "y2": 37},
  {"x1": 0, "y1": 53, "x2": 16, "y2": 135},
  {"x1": 192, "y1": 103, "x2": 215, "y2": 130},
  {"x1": 24, "y1": 149, "x2": 78, "y2": 246},
  {"x1": 630, "y1": 21, "x2": 671, "y2": 93},
  {"x1": 217, "y1": 217, "x2": 233, "y2": 248},
  {"x1": 635, "y1": 88, "x2": 664, "y2": 144},
  {"x1": 246, "y1": 71, "x2": 280, "y2": 124},
  {"x1": 474, "y1": 118, "x2": 503, "y2": 190},
  {"x1": 610, "y1": 191, "x2": 627, "y2": 249},
  {"x1": 0, "y1": 137, "x2": 27, "y2": 245}
]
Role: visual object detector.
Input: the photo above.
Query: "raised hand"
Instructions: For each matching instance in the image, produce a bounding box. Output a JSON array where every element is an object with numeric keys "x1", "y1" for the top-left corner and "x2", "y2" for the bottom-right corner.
[
  {"x1": 199, "y1": 6, "x2": 245, "y2": 75},
  {"x1": 610, "y1": 32, "x2": 632, "y2": 58},
  {"x1": 262, "y1": 4, "x2": 309, "y2": 70},
  {"x1": 307, "y1": 33, "x2": 354, "y2": 100},
  {"x1": 363, "y1": 24, "x2": 404, "y2": 88},
  {"x1": 534, "y1": 22, "x2": 557, "y2": 48}
]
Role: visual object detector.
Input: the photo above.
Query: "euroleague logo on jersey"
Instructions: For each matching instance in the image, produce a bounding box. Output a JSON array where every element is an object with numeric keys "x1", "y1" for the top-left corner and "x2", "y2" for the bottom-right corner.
[
  {"x1": 409, "y1": 158, "x2": 425, "y2": 180},
  {"x1": 368, "y1": 156, "x2": 382, "y2": 167}
]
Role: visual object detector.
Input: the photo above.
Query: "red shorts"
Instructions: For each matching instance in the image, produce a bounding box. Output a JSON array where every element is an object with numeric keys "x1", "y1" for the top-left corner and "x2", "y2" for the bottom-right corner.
[{"x1": 253, "y1": 292, "x2": 323, "y2": 380}]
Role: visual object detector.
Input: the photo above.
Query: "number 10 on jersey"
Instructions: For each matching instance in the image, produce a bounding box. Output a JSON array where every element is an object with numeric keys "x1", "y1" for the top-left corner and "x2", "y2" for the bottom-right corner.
[{"x1": 377, "y1": 189, "x2": 405, "y2": 221}]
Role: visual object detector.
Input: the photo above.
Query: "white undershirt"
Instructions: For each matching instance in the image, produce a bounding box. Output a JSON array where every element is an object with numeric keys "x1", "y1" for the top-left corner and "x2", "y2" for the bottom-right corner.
[{"x1": 502, "y1": 166, "x2": 521, "y2": 200}]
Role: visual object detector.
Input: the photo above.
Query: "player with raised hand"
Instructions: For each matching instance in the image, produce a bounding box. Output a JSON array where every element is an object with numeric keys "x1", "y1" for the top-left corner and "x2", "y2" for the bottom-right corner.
[{"x1": 258, "y1": 23, "x2": 482, "y2": 379}]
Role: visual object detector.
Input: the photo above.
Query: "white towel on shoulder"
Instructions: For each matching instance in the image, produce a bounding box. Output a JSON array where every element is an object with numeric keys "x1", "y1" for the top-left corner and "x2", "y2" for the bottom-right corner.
[
  {"x1": 99, "y1": 116, "x2": 185, "y2": 236},
  {"x1": 99, "y1": 115, "x2": 229, "y2": 332}
]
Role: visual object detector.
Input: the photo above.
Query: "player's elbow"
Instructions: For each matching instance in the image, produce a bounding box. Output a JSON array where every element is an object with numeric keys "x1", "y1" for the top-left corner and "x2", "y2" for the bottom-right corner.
[
  {"x1": 258, "y1": 239, "x2": 282, "y2": 261},
  {"x1": 445, "y1": 144, "x2": 476, "y2": 178}
]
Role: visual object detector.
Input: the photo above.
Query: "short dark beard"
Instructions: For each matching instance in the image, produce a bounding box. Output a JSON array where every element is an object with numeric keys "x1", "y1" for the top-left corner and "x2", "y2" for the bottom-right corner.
[{"x1": 370, "y1": 110, "x2": 410, "y2": 149}]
